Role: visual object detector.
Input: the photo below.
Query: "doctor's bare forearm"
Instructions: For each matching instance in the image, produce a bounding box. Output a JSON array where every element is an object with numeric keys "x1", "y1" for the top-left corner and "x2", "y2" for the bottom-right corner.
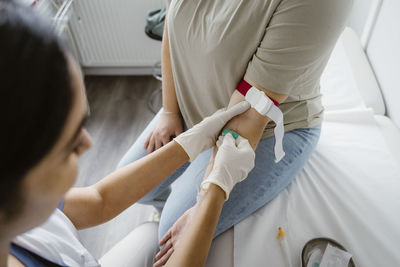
[
  {"x1": 165, "y1": 184, "x2": 225, "y2": 267},
  {"x1": 63, "y1": 141, "x2": 189, "y2": 229}
]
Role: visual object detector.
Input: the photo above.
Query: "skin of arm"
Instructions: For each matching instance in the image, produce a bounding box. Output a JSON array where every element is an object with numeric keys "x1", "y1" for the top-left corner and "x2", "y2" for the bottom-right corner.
[
  {"x1": 203, "y1": 75, "x2": 288, "y2": 178},
  {"x1": 165, "y1": 184, "x2": 225, "y2": 267},
  {"x1": 161, "y1": 6, "x2": 179, "y2": 114},
  {"x1": 62, "y1": 141, "x2": 189, "y2": 229},
  {"x1": 144, "y1": 6, "x2": 183, "y2": 153}
]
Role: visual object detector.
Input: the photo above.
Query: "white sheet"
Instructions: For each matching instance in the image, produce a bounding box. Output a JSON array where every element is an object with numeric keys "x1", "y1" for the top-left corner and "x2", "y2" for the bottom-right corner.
[
  {"x1": 374, "y1": 115, "x2": 400, "y2": 164},
  {"x1": 233, "y1": 109, "x2": 400, "y2": 266}
]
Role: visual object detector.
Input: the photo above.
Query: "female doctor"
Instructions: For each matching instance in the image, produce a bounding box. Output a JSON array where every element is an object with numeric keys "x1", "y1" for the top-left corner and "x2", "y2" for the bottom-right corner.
[{"x1": 0, "y1": 2, "x2": 254, "y2": 267}]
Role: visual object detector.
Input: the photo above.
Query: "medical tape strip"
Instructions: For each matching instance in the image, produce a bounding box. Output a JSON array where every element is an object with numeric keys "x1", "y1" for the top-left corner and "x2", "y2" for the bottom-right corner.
[{"x1": 237, "y1": 80, "x2": 285, "y2": 163}]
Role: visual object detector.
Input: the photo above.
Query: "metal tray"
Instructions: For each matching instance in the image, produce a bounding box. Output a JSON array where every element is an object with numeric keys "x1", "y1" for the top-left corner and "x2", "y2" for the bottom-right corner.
[{"x1": 301, "y1": 237, "x2": 356, "y2": 267}]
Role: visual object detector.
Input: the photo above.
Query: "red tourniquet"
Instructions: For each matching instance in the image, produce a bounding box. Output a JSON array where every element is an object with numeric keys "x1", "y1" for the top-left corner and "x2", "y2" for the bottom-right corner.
[{"x1": 236, "y1": 80, "x2": 280, "y2": 107}]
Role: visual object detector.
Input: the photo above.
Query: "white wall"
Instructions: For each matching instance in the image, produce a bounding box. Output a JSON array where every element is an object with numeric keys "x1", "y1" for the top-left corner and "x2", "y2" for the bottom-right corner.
[
  {"x1": 346, "y1": 0, "x2": 400, "y2": 127},
  {"x1": 347, "y1": 0, "x2": 375, "y2": 37},
  {"x1": 366, "y1": 0, "x2": 400, "y2": 126}
]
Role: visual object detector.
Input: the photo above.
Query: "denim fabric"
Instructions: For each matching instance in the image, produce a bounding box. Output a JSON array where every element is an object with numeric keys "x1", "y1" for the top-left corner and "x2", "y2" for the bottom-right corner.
[
  {"x1": 117, "y1": 109, "x2": 190, "y2": 212},
  {"x1": 117, "y1": 109, "x2": 321, "y2": 240}
]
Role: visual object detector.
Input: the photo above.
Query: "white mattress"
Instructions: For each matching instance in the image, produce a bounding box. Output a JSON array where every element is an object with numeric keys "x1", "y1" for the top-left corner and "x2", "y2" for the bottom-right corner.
[
  {"x1": 233, "y1": 109, "x2": 400, "y2": 267},
  {"x1": 374, "y1": 115, "x2": 400, "y2": 165},
  {"x1": 206, "y1": 29, "x2": 400, "y2": 267}
]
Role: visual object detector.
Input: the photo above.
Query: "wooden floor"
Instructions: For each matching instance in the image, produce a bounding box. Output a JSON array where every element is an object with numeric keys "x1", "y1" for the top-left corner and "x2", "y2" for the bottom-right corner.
[
  {"x1": 77, "y1": 75, "x2": 161, "y2": 186},
  {"x1": 77, "y1": 75, "x2": 161, "y2": 258}
]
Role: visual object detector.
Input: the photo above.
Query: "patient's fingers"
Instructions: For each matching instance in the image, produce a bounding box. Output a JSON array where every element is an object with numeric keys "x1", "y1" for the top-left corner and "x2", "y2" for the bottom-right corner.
[
  {"x1": 153, "y1": 247, "x2": 174, "y2": 267},
  {"x1": 144, "y1": 131, "x2": 153, "y2": 149},
  {"x1": 175, "y1": 128, "x2": 183, "y2": 138},
  {"x1": 155, "y1": 138, "x2": 162, "y2": 151},
  {"x1": 161, "y1": 136, "x2": 170, "y2": 147},
  {"x1": 147, "y1": 136, "x2": 155, "y2": 154}
]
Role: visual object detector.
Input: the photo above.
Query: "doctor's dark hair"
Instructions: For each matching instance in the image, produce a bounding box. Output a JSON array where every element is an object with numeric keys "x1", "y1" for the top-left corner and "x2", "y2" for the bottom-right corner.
[{"x1": 0, "y1": 2, "x2": 72, "y2": 218}]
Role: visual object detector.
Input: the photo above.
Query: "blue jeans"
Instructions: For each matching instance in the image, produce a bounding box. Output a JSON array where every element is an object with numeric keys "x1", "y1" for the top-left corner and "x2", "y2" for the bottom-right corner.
[{"x1": 118, "y1": 109, "x2": 321, "y2": 240}]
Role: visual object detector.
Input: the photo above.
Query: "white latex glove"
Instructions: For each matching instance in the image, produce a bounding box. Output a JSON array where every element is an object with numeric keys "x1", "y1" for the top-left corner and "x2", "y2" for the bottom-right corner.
[
  {"x1": 174, "y1": 101, "x2": 250, "y2": 162},
  {"x1": 201, "y1": 133, "x2": 255, "y2": 200}
]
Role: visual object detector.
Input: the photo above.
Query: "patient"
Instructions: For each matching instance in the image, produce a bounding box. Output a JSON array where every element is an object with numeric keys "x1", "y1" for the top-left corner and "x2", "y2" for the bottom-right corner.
[{"x1": 119, "y1": 1, "x2": 351, "y2": 264}]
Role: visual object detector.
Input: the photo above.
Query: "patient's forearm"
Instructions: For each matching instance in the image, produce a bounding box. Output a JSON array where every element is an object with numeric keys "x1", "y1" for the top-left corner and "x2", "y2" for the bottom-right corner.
[
  {"x1": 202, "y1": 91, "x2": 268, "y2": 178},
  {"x1": 223, "y1": 76, "x2": 288, "y2": 149},
  {"x1": 205, "y1": 77, "x2": 288, "y2": 177},
  {"x1": 162, "y1": 7, "x2": 180, "y2": 114},
  {"x1": 224, "y1": 90, "x2": 270, "y2": 149}
]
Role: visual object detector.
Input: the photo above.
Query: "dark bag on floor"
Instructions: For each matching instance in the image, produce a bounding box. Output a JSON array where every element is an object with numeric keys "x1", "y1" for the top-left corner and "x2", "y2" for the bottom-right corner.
[{"x1": 145, "y1": 7, "x2": 166, "y2": 41}]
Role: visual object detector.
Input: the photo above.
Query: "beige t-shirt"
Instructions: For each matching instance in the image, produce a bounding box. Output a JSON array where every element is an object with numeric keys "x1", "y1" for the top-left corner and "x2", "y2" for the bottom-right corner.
[{"x1": 167, "y1": 0, "x2": 352, "y2": 138}]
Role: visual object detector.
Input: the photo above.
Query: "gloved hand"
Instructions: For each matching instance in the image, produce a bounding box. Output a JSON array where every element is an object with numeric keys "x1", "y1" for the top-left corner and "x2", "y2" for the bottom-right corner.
[
  {"x1": 201, "y1": 133, "x2": 255, "y2": 200},
  {"x1": 174, "y1": 101, "x2": 250, "y2": 162}
]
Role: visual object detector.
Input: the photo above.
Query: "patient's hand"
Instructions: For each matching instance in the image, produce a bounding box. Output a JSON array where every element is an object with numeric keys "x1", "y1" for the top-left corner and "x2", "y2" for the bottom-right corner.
[
  {"x1": 154, "y1": 207, "x2": 194, "y2": 267},
  {"x1": 145, "y1": 112, "x2": 183, "y2": 154}
]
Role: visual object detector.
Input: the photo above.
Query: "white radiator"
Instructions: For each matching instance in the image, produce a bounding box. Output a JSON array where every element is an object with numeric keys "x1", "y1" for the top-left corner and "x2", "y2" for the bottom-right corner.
[
  {"x1": 69, "y1": 0, "x2": 164, "y2": 75},
  {"x1": 30, "y1": 0, "x2": 79, "y2": 60}
]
